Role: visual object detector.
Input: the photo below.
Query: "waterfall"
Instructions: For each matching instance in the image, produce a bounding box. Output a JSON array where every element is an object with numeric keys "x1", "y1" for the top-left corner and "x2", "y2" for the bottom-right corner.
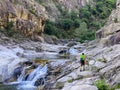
[
  {"x1": 27, "y1": 66, "x2": 42, "y2": 81},
  {"x1": 17, "y1": 68, "x2": 26, "y2": 81},
  {"x1": 21, "y1": 65, "x2": 47, "y2": 85},
  {"x1": 17, "y1": 66, "x2": 32, "y2": 82},
  {"x1": 29, "y1": 65, "x2": 47, "y2": 85},
  {"x1": 11, "y1": 65, "x2": 48, "y2": 87}
]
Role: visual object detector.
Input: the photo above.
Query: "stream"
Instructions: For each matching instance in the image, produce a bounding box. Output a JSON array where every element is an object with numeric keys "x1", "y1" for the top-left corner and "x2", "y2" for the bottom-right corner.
[{"x1": 0, "y1": 46, "x2": 80, "y2": 90}]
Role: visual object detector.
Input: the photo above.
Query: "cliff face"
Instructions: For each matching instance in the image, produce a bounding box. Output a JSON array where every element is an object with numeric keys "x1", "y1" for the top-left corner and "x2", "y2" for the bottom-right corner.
[
  {"x1": 38, "y1": 0, "x2": 94, "y2": 21},
  {"x1": 96, "y1": 0, "x2": 120, "y2": 46},
  {"x1": 0, "y1": 0, "x2": 48, "y2": 40},
  {"x1": 0, "y1": 0, "x2": 93, "y2": 40}
]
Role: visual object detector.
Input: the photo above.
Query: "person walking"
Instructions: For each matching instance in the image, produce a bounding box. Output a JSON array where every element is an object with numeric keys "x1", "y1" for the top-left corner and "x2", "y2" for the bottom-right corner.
[{"x1": 80, "y1": 53, "x2": 86, "y2": 71}]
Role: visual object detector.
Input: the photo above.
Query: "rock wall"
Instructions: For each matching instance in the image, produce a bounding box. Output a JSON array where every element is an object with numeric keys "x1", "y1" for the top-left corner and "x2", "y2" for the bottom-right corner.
[
  {"x1": 57, "y1": 0, "x2": 93, "y2": 11},
  {"x1": 0, "y1": 0, "x2": 94, "y2": 40},
  {"x1": 94, "y1": 0, "x2": 120, "y2": 86},
  {"x1": 40, "y1": 0, "x2": 94, "y2": 21},
  {"x1": 0, "y1": 0, "x2": 48, "y2": 40},
  {"x1": 100, "y1": 52, "x2": 120, "y2": 85},
  {"x1": 96, "y1": 0, "x2": 120, "y2": 46}
]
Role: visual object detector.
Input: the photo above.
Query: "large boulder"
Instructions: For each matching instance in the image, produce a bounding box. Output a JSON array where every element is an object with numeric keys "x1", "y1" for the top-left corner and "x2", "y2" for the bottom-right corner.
[
  {"x1": 96, "y1": 23, "x2": 120, "y2": 39},
  {"x1": 0, "y1": 45, "x2": 27, "y2": 82},
  {"x1": 108, "y1": 32, "x2": 120, "y2": 45}
]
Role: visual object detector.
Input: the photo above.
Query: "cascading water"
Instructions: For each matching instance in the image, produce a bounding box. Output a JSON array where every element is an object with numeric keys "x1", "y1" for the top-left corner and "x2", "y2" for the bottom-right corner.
[
  {"x1": 17, "y1": 68, "x2": 26, "y2": 81},
  {"x1": 27, "y1": 66, "x2": 41, "y2": 81},
  {"x1": 27, "y1": 65, "x2": 47, "y2": 86},
  {"x1": 6, "y1": 65, "x2": 48, "y2": 90},
  {"x1": 17, "y1": 65, "x2": 33, "y2": 82},
  {"x1": 69, "y1": 47, "x2": 79, "y2": 55}
]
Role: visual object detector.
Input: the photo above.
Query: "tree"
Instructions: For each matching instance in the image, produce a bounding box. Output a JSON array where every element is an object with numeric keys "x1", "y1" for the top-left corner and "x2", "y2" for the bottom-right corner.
[
  {"x1": 73, "y1": 19, "x2": 80, "y2": 28},
  {"x1": 57, "y1": 19, "x2": 73, "y2": 30}
]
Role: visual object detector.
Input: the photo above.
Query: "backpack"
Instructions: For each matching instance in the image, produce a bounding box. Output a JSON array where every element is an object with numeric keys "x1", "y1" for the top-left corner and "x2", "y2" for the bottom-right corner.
[{"x1": 80, "y1": 54, "x2": 85, "y2": 61}]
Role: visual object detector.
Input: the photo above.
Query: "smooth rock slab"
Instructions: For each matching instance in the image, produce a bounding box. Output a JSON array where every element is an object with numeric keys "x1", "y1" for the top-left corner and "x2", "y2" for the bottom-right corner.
[
  {"x1": 62, "y1": 84, "x2": 98, "y2": 90},
  {"x1": 58, "y1": 70, "x2": 93, "y2": 83},
  {"x1": 60, "y1": 76, "x2": 99, "y2": 90}
]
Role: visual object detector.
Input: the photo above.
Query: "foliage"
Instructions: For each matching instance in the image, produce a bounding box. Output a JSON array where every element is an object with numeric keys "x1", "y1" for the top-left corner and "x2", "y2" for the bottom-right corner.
[
  {"x1": 35, "y1": 0, "x2": 43, "y2": 3},
  {"x1": 44, "y1": 0, "x2": 116, "y2": 42},
  {"x1": 94, "y1": 80, "x2": 120, "y2": 90},
  {"x1": 3, "y1": 21, "x2": 18, "y2": 37},
  {"x1": 67, "y1": 79, "x2": 73, "y2": 83},
  {"x1": 114, "y1": 18, "x2": 118, "y2": 23},
  {"x1": 114, "y1": 83, "x2": 120, "y2": 89},
  {"x1": 94, "y1": 80, "x2": 110, "y2": 90},
  {"x1": 73, "y1": 19, "x2": 80, "y2": 28},
  {"x1": 57, "y1": 19, "x2": 73, "y2": 30},
  {"x1": 44, "y1": 20, "x2": 69, "y2": 38},
  {"x1": 29, "y1": 9, "x2": 38, "y2": 16}
]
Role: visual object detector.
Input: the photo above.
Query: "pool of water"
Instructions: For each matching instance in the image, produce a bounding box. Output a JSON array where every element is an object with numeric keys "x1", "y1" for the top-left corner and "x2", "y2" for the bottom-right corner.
[
  {"x1": 0, "y1": 48, "x2": 78, "y2": 90},
  {"x1": 0, "y1": 84, "x2": 38, "y2": 90}
]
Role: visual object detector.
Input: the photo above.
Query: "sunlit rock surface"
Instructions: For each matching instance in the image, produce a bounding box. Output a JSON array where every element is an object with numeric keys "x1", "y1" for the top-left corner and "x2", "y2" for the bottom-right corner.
[{"x1": 0, "y1": 0, "x2": 48, "y2": 41}]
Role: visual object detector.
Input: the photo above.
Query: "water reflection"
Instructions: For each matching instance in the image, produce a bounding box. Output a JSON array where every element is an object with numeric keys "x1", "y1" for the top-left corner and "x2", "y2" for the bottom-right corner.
[
  {"x1": 0, "y1": 84, "x2": 16, "y2": 90},
  {"x1": 0, "y1": 47, "x2": 79, "y2": 90},
  {"x1": 0, "y1": 84, "x2": 38, "y2": 90}
]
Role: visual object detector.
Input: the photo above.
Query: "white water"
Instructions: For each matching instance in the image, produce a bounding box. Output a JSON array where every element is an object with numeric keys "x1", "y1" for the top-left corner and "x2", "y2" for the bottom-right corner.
[
  {"x1": 27, "y1": 66, "x2": 41, "y2": 81},
  {"x1": 29, "y1": 65, "x2": 47, "y2": 85},
  {"x1": 69, "y1": 47, "x2": 79, "y2": 55},
  {"x1": 17, "y1": 66, "x2": 32, "y2": 81},
  {"x1": 9, "y1": 64, "x2": 48, "y2": 89},
  {"x1": 17, "y1": 68, "x2": 26, "y2": 81}
]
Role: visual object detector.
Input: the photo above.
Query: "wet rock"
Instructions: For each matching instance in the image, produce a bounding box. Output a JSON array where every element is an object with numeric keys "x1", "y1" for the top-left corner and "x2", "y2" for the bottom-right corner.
[
  {"x1": 35, "y1": 46, "x2": 42, "y2": 52},
  {"x1": 19, "y1": 44, "x2": 35, "y2": 50},
  {"x1": 34, "y1": 59, "x2": 48, "y2": 65},
  {"x1": 13, "y1": 67, "x2": 23, "y2": 79},
  {"x1": 22, "y1": 61, "x2": 33, "y2": 66},
  {"x1": 59, "y1": 49, "x2": 69, "y2": 54},
  {"x1": 35, "y1": 78, "x2": 45, "y2": 86},
  {"x1": 50, "y1": 67, "x2": 61, "y2": 76}
]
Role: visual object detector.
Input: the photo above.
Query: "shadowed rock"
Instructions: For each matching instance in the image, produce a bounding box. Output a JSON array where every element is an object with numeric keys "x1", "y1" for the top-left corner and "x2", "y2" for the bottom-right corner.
[
  {"x1": 108, "y1": 32, "x2": 120, "y2": 46},
  {"x1": 13, "y1": 66, "x2": 23, "y2": 79},
  {"x1": 59, "y1": 49, "x2": 68, "y2": 54}
]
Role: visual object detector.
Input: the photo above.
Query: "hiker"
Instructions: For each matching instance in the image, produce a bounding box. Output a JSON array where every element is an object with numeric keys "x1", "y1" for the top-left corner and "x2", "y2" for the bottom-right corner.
[{"x1": 80, "y1": 53, "x2": 86, "y2": 71}]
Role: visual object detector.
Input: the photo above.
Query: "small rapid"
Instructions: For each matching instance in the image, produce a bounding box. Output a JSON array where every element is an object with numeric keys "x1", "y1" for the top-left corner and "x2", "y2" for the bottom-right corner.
[
  {"x1": 4, "y1": 65, "x2": 48, "y2": 90},
  {"x1": 0, "y1": 43, "x2": 80, "y2": 90}
]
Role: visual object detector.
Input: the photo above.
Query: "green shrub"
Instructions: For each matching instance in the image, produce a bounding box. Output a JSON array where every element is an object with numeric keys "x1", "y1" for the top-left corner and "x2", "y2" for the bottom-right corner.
[
  {"x1": 35, "y1": 0, "x2": 43, "y2": 3},
  {"x1": 4, "y1": 21, "x2": 18, "y2": 37},
  {"x1": 57, "y1": 19, "x2": 73, "y2": 30},
  {"x1": 73, "y1": 19, "x2": 80, "y2": 28},
  {"x1": 94, "y1": 80, "x2": 110, "y2": 90},
  {"x1": 114, "y1": 83, "x2": 120, "y2": 89},
  {"x1": 67, "y1": 79, "x2": 73, "y2": 83},
  {"x1": 114, "y1": 18, "x2": 118, "y2": 23},
  {"x1": 97, "y1": 59, "x2": 103, "y2": 62},
  {"x1": 29, "y1": 9, "x2": 38, "y2": 16},
  {"x1": 43, "y1": 0, "x2": 116, "y2": 41}
]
